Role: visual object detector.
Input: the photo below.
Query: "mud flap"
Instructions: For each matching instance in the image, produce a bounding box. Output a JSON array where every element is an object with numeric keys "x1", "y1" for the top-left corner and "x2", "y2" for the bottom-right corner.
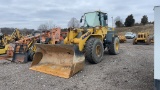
[{"x1": 30, "y1": 44, "x2": 85, "y2": 78}]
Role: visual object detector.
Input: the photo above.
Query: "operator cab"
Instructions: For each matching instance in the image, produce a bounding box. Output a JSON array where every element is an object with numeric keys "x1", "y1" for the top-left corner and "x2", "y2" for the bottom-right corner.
[
  {"x1": 0, "y1": 29, "x2": 3, "y2": 40},
  {"x1": 0, "y1": 33, "x2": 3, "y2": 40},
  {"x1": 80, "y1": 11, "x2": 108, "y2": 28}
]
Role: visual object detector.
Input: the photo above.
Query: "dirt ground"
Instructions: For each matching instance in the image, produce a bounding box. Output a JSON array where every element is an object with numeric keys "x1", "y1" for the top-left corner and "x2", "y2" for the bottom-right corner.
[
  {"x1": 115, "y1": 24, "x2": 154, "y2": 35},
  {"x1": 0, "y1": 39, "x2": 153, "y2": 90}
]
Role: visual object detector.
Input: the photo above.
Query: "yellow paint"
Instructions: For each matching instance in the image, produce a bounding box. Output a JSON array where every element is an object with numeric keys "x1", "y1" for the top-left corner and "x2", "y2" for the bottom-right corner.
[
  {"x1": 134, "y1": 32, "x2": 151, "y2": 44},
  {"x1": 118, "y1": 35, "x2": 126, "y2": 43},
  {"x1": 0, "y1": 44, "x2": 10, "y2": 54},
  {"x1": 30, "y1": 64, "x2": 72, "y2": 78},
  {"x1": 64, "y1": 26, "x2": 108, "y2": 51},
  {"x1": 30, "y1": 11, "x2": 117, "y2": 78}
]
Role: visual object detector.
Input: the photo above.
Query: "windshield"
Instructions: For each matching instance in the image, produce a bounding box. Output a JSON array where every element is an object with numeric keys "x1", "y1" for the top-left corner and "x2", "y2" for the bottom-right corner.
[
  {"x1": 34, "y1": 33, "x2": 41, "y2": 36},
  {"x1": 83, "y1": 12, "x2": 100, "y2": 27},
  {"x1": 0, "y1": 33, "x2": 3, "y2": 36}
]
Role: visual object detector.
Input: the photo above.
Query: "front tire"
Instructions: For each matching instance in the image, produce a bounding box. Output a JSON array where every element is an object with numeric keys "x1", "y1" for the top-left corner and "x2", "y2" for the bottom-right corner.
[{"x1": 84, "y1": 38, "x2": 104, "y2": 64}]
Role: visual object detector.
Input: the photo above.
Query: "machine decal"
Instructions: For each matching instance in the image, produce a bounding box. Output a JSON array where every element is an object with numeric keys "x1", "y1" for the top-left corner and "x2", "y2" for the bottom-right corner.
[{"x1": 82, "y1": 32, "x2": 91, "y2": 40}]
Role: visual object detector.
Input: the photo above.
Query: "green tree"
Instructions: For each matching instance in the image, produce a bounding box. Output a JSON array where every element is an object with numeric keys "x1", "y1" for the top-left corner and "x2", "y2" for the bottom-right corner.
[
  {"x1": 124, "y1": 14, "x2": 135, "y2": 27},
  {"x1": 141, "y1": 15, "x2": 148, "y2": 25},
  {"x1": 115, "y1": 21, "x2": 123, "y2": 27}
]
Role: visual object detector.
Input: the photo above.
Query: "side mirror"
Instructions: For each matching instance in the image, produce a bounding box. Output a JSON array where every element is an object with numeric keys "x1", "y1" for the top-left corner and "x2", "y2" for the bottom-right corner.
[
  {"x1": 80, "y1": 18, "x2": 82, "y2": 23},
  {"x1": 80, "y1": 15, "x2": 84, "y2": 23},
  {"x1": 104, "y1": 15, "x2": 108, "y2": 20}
]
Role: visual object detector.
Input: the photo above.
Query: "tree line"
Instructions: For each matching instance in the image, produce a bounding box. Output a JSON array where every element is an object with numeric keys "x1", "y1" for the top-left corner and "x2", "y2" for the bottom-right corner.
[
  {"x1": 0, "y1": 28, "x2": 34, "y2": 35},
  {"x1": 115, "y1": 15, "x2": 154, "y2": 27},
  {"x1": 38, "y1": 17, "x2": 80, "y2": 31},
  {"x1": 0, "y1": 15, "x2": 154, "y2": 35}
]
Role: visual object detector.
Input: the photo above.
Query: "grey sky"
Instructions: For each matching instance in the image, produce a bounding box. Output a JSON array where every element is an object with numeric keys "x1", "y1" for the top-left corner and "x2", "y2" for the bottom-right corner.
[{"x1": 0, "y1": 0, "x2": 159, "y2": 29}]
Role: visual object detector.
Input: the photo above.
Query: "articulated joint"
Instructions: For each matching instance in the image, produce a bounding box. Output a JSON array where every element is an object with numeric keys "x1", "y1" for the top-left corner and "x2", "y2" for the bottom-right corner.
[{"x1": 72, "y1": 38, "x2": 80, "y2": 44}]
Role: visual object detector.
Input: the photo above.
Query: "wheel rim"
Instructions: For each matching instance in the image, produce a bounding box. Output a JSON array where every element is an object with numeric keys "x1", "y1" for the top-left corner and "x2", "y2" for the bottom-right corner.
[
  {"x1": 115, "y1": 41, "x2": 119, "y2": 51},
  {"x1": 96, "y1": 45, "x2": 101, "y2": 57}
]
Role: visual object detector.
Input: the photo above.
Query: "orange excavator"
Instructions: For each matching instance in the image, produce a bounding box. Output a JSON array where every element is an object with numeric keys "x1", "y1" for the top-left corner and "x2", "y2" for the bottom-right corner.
[{"x1": 12, "y1": 27, "x2": 63, "y2": 63}]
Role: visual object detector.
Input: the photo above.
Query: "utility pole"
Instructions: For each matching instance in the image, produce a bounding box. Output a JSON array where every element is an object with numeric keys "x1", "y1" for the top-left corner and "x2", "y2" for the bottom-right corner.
[{"x1": 111, "y1": 17, "x2": 113, "y2": 28}]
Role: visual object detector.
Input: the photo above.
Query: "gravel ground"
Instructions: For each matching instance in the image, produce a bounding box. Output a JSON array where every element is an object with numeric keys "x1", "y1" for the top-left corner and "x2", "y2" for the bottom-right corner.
[{"x1": 0, "y1": 39, "x2": 154, "y2": 90}]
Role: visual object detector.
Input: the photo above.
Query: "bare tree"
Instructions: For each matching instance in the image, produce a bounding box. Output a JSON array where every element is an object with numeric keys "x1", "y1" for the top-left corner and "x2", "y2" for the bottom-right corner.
[
  {"x1": 38, "y1": 21, "x2": 55, "y2": 31},
  {"x1": 46, "y1": 21, "x2": 55, "y2": 30},
  {"x1": 114, "y1": 16, "x2": 121, "y2": 21},
  {"x1": 114, "y1": 16, "x2": 123, "y2": 27},
  {"x1": 68, "y1": 17, "x2": 80, "y2": 28},
  {"x1": 38, "y1": 24, "x2": 48, "y2": 31}
]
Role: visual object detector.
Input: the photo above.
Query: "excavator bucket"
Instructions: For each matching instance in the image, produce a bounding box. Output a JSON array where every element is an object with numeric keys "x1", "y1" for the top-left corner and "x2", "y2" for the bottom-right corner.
[{"x1": 30, "y1": 44, "x2": 85, "y2": 78}]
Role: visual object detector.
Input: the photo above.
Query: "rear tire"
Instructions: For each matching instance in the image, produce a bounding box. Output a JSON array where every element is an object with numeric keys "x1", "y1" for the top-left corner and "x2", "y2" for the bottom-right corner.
[
  {"x1": 24, "y1": 49, "x2": 35, "y2": 63},
  {"x1": 84, "y1": 38, "x2": 104, "y2": 64},
  {"x1": 45, "y1": 38, "x2": 51, "y2": 44},
  {"x1": 28, "y1": 50, "x2": 35, "y2": 61},
  {"x1": 108, "y1": 37, "x2": 119, "y2": 55}
]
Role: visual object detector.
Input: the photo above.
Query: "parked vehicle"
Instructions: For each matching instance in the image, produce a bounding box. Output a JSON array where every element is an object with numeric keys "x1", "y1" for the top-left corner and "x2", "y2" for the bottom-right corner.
[{"x1": 125, "y1": 32, "x2": 136, "y2": 39}]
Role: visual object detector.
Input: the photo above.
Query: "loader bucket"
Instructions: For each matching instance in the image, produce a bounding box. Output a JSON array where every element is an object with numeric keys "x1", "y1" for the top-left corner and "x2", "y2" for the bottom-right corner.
[
  {"x1": 30, "y1": 44, "x2": 85, "y2": 78},
  {"x1": 12, "y1": 44, "x2": 28, "y2": 63}
]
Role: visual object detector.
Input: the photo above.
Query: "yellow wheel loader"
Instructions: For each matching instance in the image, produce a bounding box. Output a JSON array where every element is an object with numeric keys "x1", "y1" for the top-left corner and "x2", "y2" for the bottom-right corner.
[
  {"x1": 133, "y1": 32, "x2": 151, "y2": 45},
  {"x1": 30, "y1": 11, "x2": 120, "y2": 78}
]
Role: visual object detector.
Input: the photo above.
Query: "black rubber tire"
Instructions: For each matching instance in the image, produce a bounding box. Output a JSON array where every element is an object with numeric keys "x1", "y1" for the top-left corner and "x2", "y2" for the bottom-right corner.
[
  {"x1": 37, "y1": 38, "x2": 40, "y2": 43},
  {"x1": 23, "y1": 53, "x2": 29, "y2": 63},
  {"x1": 57, "y1": 40, "x2": 64, "y2": 44},
  {"x1": 27, "y1": 50, "x2": 35, "y2": 61},
  {"x1": 108, "y1": 37, "x2": 119, "y2": 55},
  {"x1": 84, "y1": 38, "x2": 104, "y2": 64},
  {"x1": 45, "y1": 38, "x2": 51, "y2": 44}
]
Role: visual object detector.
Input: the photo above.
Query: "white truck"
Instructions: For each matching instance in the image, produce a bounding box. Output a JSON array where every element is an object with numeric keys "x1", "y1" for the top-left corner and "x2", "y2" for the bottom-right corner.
[
  {"x1": 125, "y1": 32, "x2": 136, "y2": 39},
  {"x1": 154, "y1": 6, "x2": 160, "y2": 89}
]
